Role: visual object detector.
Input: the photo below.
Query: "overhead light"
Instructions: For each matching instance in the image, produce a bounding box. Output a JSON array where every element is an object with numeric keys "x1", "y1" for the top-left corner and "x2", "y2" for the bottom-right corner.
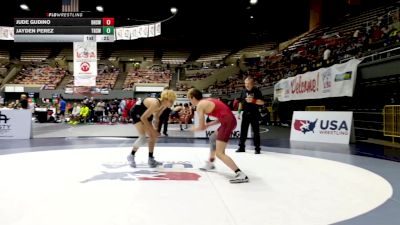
[
  {"x1": 170, "y1": 7, "x2": 178, "y2": 14},
  {"x1": 20, "y1": 4, "x2": 30, "y2": 11},
  {"x1": 96, "y1": 5, "x2": 104, "y2": 12},
  {"x1": 250, "y1": 0, "x2": 258, "y2": 5},
  {"x1": 250, "y1": 15, "x2": 254, "y2": 19}
]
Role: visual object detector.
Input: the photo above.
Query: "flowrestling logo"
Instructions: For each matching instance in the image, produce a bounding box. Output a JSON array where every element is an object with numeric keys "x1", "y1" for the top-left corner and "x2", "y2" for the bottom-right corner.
[
  {"x1": 294, "y1": 118, "x2": 349, "y2": 135},
  {"x1": 0, "y1": 111, "x2": 10, "y2": 124}
]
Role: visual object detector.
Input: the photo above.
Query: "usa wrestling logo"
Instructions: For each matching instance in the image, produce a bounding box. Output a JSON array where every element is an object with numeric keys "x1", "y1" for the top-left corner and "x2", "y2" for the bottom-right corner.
[
  {"x1": 294, "y1": 119, "x2": 318, "y2": 134},
  {"x1": 81, "y1": 161, "x2": 201, "y2": 183},
  {"x1": 293, "y1": 118, "x2": 349, "y2": 135},
  {"x1": 81, "y1": 170, "x2": 200, "y2": 183}
]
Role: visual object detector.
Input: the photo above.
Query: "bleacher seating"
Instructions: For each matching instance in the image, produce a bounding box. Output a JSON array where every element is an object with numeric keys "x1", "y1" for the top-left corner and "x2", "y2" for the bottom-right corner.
[
  {"x1": 208, "y1": 75, "x2": 245, "y2": 95},
  {"x1": 162, "y1": 50, "x2": 190, "y2": 64},
  {"x1": 65, "y1": 67, "x2": 120, "y2": 90},
  {"x1": 196, "y1": 50, "x2": 230, "y2": 62},
  {"x1": 0, "y1": 62, "x2": 9, "y2": 76},
  {"x1": 208, "y1": 5, "x2": 400, "y2": 95},
  {"x1": 110, "y1": 49, "x2": 154, "y2": 62},
  {"x1": 176, "y1": 82, "x2": 193, "y2": 91},
  {"x1": 184, "y1": 68, "x2": 215, "y2": 81},
  {"x1": 0, "y1": 61, "x2": 15, "y2": 84},
  {"x1": 0, "y1": 49, "x2": 9, "y2": 60},
  {"x1": 230, "y1": 42, "x2": 276, "y2": 59},
  {"x1": 12, "y1": 63, "x2": 67, "y2": 90},
  {"x1": 123, "y1": 68, "x2": 171, "y2": 90},
  {"x1": 95, "y1": 70, "x2": 119, "y2": 89},
  {"x1": 55, "y1": 48, "x2": 72, "y2": 60},
  {"x1": 20, "y1": 48, "x2": 51, "y2": 61},
  {"x1": 0, "y1": 62, "x2": 8, "y2": 84},
  {"x1": 290, "y1": 5, "x2": 396, "y2": 50}
]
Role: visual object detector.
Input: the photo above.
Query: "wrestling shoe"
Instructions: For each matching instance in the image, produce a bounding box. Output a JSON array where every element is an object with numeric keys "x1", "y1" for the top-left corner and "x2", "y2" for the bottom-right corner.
[{"x1": 229, "y1": 172, "x2": 249, "y2": 184}]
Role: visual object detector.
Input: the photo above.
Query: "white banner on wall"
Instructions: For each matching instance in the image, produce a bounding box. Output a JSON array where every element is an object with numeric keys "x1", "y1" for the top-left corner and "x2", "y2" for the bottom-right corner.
[
  {"x1": 130, "y1": 27, "x2": 138, "y2": 40},
  {"x1": 290, "y1": 111, "x2": 353, "y2": 144},
  {"x1": 74, "y1": 75, "x2": 96, "y2": 87},
  {"x1": 123, "y1": 28, "x2": 131, "y2": 40},
  {"x1": 115, "y1": 27, "x2": 122, "y2": 40},
  {"x1": 140, "y1": 25, "x2": 149, "y2": 38},
  {"x1": 155, "y1": 22, "x2": 161, "y2": 36},
  {"x1": 0, "y1": 109, "x2": 32, "y2": 139},
  {"x1": 148, "y1": 24, "x2": 155, "y2": 37},
  {"x1": 0, "y1": 23, "x2": 161, "y2": 41},
  {"x1": 274, "y1": 59, "x2": 361, "y2": 102},
  {"x1": 194, "y1": 111, "x2": 251, "y2": 138},
  {"x1": 115, "y1": 24, "x2": 159, "y2": 40},
  {"x1": 73, "y1": 42, "x2": 97, "y2": 86}
]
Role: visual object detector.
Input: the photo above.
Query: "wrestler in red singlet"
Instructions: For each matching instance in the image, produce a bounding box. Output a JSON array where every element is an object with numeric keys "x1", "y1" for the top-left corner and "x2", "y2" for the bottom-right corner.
[
  {"x1": 188, "y1": 88, "x2": 249, "y2": 183},
  {"x1": 205, "y1": 98, "x2": 237, "y2": 142}
]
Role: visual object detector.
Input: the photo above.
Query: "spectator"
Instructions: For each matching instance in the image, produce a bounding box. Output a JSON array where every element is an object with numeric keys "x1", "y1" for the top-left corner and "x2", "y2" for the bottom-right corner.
[
  {"x1": 120, "y1": 98, "x2": 127, "y2": 123},
  {"x1": 170, "y1": 103, "x2": 183, "y2": 124},
  {"x1": 69, "y1": 103, "x2": 81, "y2": 125},
  {"x1": 157, "y1": 107, "x2": 171, "y2": 136},
  {"x1": 59, "y1": 96, "x2": 66, "y2": 122},
  {"x1": 179, "y1": 103, "x2": 192, "y2": 130},
  {"x1": 233, "y1": 98, "x2": 240, "y2": 111},
  {"x1": 272, "y1": 97, "x2": 280, "y2": 126},
  {"x1": 80, "y1": 104, "x2": 90, "y2": 124},
  {"x1": 323, "y1": 46, "x2": 331, "y2": 66},
  {"x1": 88, "y1": 97, "x2": 96, "y2": 123},
  {"x1": 125, "y1": 98, "x2": 136, "y2": 122},
  {"x1": 20, "y1": 94, "x2": 28, "y2": 109},
  {"x1": 94, "y1": 100, "x2": 106, "y2": 123}
]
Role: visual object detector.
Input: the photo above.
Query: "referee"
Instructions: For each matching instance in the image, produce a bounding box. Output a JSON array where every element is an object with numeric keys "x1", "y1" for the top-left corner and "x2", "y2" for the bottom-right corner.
[{"x1": 237, "y1": 76, "x2": 264, "y2": 154}]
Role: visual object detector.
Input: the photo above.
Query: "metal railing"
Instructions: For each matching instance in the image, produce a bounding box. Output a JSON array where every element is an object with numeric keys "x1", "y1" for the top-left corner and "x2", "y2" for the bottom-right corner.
[
  {"x1": 360, "y1": 46, "x2": 400, "y2": 63},
  {"x1": 383, "y1": 105, "x2": 400, "y2": 142}
]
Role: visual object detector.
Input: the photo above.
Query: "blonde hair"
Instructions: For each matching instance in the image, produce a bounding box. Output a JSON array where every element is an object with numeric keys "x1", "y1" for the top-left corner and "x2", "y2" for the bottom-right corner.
[{"x1": 160, "y1": 89, "x2": 177, "y2": 102}]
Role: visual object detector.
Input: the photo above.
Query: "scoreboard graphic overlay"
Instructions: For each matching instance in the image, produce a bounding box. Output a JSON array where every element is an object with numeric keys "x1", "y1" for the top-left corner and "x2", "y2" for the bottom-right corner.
[{"x1": 14, "y1": 18, "x2": 115, "y2": 42}]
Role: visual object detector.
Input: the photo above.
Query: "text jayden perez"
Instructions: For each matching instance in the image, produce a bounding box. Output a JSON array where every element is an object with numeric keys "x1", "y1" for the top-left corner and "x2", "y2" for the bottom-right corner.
[{"x1": 15, "y1": 28, "x2": 54, "y2": 34}]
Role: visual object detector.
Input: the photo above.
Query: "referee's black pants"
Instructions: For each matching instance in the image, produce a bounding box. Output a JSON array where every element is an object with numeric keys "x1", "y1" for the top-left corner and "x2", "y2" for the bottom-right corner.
[
  {"x1": 239, "y1": 112, "x2": 261, "y2": 151},
  {"x1": 157, "y1": 116, "x2": 168, "y2": 134}
]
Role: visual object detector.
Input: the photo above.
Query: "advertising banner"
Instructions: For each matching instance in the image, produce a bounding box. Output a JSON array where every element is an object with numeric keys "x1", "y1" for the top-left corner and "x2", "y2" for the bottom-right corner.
[
  {"x1": 290, "y1": 111, "x2": 353, "y2": 144},
  {"x1": 0, "y1": 109, "x2": 32, "y2": 139},
  {"x1": 73, "y1": 42, "x2": 97, "y2": 86},
  {"x1": 274, "y1": 59, "x2": 361, "y2": 102}
]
